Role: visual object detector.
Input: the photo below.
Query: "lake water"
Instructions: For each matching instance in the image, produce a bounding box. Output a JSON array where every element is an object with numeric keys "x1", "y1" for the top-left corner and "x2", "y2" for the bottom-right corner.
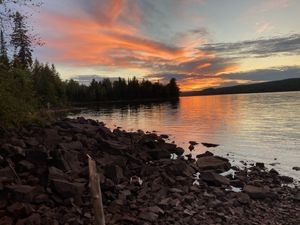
[{"x1": 69, "y1": 91, "x2": 300, "y2": 180}]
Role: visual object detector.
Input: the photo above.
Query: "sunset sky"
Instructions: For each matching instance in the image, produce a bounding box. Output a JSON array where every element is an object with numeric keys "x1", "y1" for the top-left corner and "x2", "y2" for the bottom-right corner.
[{"x1": 30, "y1": 0, "x2": 300, "y2": 91}]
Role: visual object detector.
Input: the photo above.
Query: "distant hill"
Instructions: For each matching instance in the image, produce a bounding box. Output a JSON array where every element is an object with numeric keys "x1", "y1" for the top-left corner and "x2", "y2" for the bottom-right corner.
[{"x1": 181, "y1": 78, "x2": 300, "y2": 96}]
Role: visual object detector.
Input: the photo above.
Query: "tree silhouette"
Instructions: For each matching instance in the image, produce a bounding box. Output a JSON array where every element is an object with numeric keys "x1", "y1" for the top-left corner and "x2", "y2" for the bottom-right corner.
[
  {"x1": 0, "y1": 30, "x2": 9, "y2": 65},
  {"x1": 10, "y1": 12, "x2": 32, "y2": 68}
]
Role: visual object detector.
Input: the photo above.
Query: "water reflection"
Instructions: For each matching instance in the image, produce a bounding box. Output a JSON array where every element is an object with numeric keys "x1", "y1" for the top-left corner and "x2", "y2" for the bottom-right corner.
[{"x1": 70, "y1": 92, "x2": 300, "y2": 180}]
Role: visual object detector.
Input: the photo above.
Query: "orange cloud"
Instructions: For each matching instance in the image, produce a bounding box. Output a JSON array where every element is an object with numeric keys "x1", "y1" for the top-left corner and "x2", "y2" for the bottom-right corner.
[{"x1": 37, "y1": 1, "x2": 239, "y2": 91}]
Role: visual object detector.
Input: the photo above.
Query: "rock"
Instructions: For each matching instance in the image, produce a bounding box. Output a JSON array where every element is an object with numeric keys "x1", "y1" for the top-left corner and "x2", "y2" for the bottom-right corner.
[
  {"x1": 279, "y1": 175, "x2": 293, "y2": 183},
  {"x1": 50, "y1": 179, "x2": 84, "y2": 198},
  {"x1": 0, "y1": 216, "x2": 13, "y2": 225},
  {"x1": 2, "y1": 144, "x2": 25, "y2": 157},
  {"x1": 48, "y1": 167, "x2": 68, "y2": 180},
  {"x1": 196, "y1": 151, "x2": 214, "y2": 158},
  {"x1": 6, "y1": 185, "x2": 37, "y2": 202},
  {"x1": 59, "y1": 141, "x2": 83, "y2": 151},
  {"x1": 25, "y1": 148, "x2": 48, "y2": 165},
  {"x1": 17, "y1": 160, "x2": 35, "y2": 172},
  {"x1": 146, "y1": 206, "x2": 164, "y2": 215},
  {"x1": 0, "y1": 167, "x2": 15, "y2": 179},
  {"x1": 34, "y1": 194, "x2": 49, "y2": 204},
  {"x1": 188, "y1": 145, "x2": 194, "y2": 151},
  {"x1": 294, "y1": 192, "x2": 300, "y2": 201},
  {"x1": 169, "y1": 188, "x2": 184, "y2": 193},
  {"x1": 62, "y1": 150, "x2": 81, "y2": 173},
  {"x1": 189, "y1": 141, "x2": 198, "y2": 145},
  {"x1": 104, "y1": 165, "x2": 124, "y2": 184},
  {"x1": 7, "y1": 202, "x2": 34, "y2": 218},
  {"x1": 243, "y1": 185, "x2": 269, "y2": 199},
  {"x1": 269, "y1": 168, "x2": 279, "y2": 175},
  {"x1": 196, "y1": 156, "x2": 231, "y2": 172},
  {"x1": 138, "y1": 211, "x2": 159, "y2": 222},
  {"x1": 236, "y1": 192, "x2": 251, "y2": 204},
  {"x1": 25, "y1": 138, "x2": 39, "y2": 146},
  {"x1": 201, "y1": 172, "x2": 230, "y2": 186},
  {"x1": 146, "y1": 149, "x2": 170, "y2": 160},
  {"x1": 160, "y1": 134, "x2": 169, "y2": 139},
  {"x1": 255, "y1": 162, "x2": 265, "y2": 169},
  {"x1": 292, "y1": 166, "x2": 300, "y2": 171},
  {"x1": 201, "y1": 142, "x2": 219, "y2": 148},
  {"x1": 16, "y1": 213, "x2": 41, "y2": 225}
]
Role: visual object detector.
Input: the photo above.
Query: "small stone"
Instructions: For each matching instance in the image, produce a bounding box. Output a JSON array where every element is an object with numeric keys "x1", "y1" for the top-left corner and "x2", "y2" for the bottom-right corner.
[
  {"x1": 244, "y1": 185, "x2": 269, "y2": 199},
  {"x1": 138, "y1": 211, "x2": 159, "y2": 222},
  {"x1": 201, "y1": 142, "x2": 219, "y2": 148},
  {"x1": 6, "y1": 185, "x2": 37, "y2": 202},
  {"x1": 189, "y1": 141, "x2": 198, "y2": 146}
]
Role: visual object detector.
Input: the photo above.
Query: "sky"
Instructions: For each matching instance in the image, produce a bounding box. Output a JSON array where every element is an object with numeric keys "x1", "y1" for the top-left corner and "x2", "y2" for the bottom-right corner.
[{"x1": 30, "y1": 0, "x2": 300, "y2": 91}]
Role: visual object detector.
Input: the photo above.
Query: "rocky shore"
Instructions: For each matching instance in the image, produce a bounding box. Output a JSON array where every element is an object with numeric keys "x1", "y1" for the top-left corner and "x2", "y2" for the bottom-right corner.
[{"x1": 0, "y1": 118, "x2": 299, "y2": 225}]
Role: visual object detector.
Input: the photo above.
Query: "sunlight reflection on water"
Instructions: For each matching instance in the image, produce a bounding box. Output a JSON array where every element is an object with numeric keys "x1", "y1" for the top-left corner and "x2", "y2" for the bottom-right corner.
[{"x1": 69, "y1": 91, "x2": 300, "y2": 180}]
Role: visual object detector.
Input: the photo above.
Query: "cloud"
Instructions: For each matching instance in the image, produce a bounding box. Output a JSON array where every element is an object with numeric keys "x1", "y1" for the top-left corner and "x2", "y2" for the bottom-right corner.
[
  {"x1": 199, "y1": 34, "x2": 300, "y2": 58},
  {"x1": 219, "y1": 66, "x2": 300, "y2": 81},
  {"x1": 35, "y1": 0, "x2": 300, "y2": 91},
  {"x1": 145, "y1": 66, "x2": 300, "y2": 91}
]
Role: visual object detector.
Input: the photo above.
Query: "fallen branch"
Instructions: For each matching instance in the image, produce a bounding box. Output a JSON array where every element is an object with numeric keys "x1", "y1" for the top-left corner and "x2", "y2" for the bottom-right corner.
[{"x1": 87, "y1": 154, "x2": 106, "y2": 225}]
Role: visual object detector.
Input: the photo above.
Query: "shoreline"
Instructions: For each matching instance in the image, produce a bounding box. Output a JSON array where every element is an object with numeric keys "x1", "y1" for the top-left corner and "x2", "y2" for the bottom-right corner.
[{"x1": 0, "y1": 118, "x2": 299, "y2": 224}]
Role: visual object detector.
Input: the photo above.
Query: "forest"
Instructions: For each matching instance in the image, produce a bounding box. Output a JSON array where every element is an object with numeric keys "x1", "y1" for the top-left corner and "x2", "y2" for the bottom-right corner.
[{"x1": 0, "y1": 7, "x2": 179, "y2": 127}]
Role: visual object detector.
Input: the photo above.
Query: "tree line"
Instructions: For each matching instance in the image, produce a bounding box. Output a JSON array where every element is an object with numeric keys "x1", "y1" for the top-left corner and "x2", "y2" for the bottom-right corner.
[{"x1": 0, "y1": 10, "x2": 180, "y2": 127}]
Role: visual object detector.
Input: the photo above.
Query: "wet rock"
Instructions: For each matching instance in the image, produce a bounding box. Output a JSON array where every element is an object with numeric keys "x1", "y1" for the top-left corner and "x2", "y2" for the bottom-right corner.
[
  {"x1": 292, "y1": 166, "x2": 300, "y2": 171},
  {"x1": 196, "y1": 151, "x2": 214, "y2": 158},
  {"x1": 196, "y1": 156, "x2": 231, "y2": 172},
  {"x1": 160, "y1": 134, "x2": 169, "y2": 139},
  {"x1": 201, "y1": 142, "x2": 219, "y2": 148},
  {"x1": 188, "y1": 145, "x2": 194, "y2": 151},
  {"x1": 189, "y1": 141, "x2": 198, "y2": 145},
  {"x1": 255, "y1": 162, "x2": 265, "y2": 169},
  {"x1": 243, "y1": 185, "x2": 269, "y2": 199},
  {"x1": 201, "y1": 172, "x2": 230, "y2": 186},
  {"x1": 269, "y1": 168, "x2": 279, "y2": 175}
]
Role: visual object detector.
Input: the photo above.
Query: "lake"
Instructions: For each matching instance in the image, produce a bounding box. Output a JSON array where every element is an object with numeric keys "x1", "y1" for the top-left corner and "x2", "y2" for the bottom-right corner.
[{"x1": 69, "y1": 91, "x2": 300, "y2": 180}]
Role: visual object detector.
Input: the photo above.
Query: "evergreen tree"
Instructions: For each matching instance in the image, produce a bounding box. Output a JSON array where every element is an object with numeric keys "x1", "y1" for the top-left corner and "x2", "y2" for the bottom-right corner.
[
  {"x1": 168, "y1": 78, "x2": 180, "y2": 98},
  {"x1": 0, "y1": 30, "x2": 9, "y2": 65},
  {"x1": 10, "y1": 12, "x2": 32, "y2": 68}
]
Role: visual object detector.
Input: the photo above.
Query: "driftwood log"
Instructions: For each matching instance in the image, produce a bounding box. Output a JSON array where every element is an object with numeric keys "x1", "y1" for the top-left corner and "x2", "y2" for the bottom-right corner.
[{"x1": 87, "y1": 154, "x2": 106, "y2": 225}]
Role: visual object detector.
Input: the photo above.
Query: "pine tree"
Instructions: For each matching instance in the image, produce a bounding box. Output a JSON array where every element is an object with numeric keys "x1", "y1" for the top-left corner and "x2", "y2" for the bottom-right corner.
[
  {"x1": 10, "y1": 12, "x2": 32, "y2": 68},
  {"x1": 0, "y1": 30, "x2": 9, "y2": 65}
]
